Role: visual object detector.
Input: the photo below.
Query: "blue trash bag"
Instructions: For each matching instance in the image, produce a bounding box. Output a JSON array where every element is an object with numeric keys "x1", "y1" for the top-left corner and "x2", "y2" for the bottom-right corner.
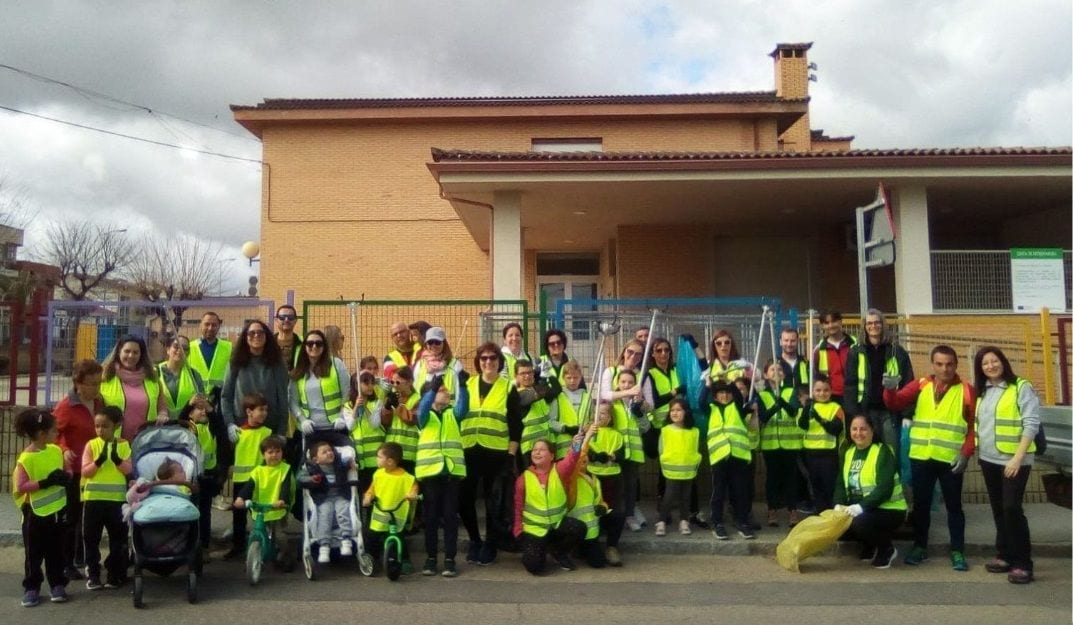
[{"x1": 677, "y1": 336, "x2": 707, "y2": 433}]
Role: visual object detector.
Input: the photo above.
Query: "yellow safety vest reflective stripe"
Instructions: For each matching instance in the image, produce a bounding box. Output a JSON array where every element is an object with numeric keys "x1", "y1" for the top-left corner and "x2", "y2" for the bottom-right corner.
[
  {"x1": 415, "y1": 407, "x2": 467, "y2": 479},
  {"x1": 157, "y1": 363, "x2": 200, "y2": 417},
  {"x1": 99, "y1": 376, "x2": 160, "y2": 424},
  {"x1": 232, "y1": 426, "x2": 272, "y2": 483},
  {"x1": 385, "y1": 393, "x2": 421, "y2": 462},
  {"x1": 587, "y1": 429, "x2": 623, "y2": 476},
  {"x1": 758, "y1": 386, "x2": 803, "y2": 451},
  {"x1": 554, "y1": 391, "x2": 590, "y2": 459},
  {"x1": 708, "y1": 360, "x2": 747, "y2": 382},
  {"x1": 568, "y1": 474, "x2": 602, "y2": 540},
  {"x1": 18, "y1": 444, "x2": 66, "y2": 516},
  {"x1": 295, "y1": 363, "x2": 343, "y2": 421},
  {"x1": 659, "y1": 425, "x2": 701, "y2": 480},
  {"x1": 349, "y1": 392, "x2": 386, "y2": 470},
  {"x1": 461, "y1": 376, "x2": 510, "y2": 451},
  {"x1": 521, "y1": 468, "x2": 566, "y2": 537},
  {"x1": 853, "y1": 350, "x2": 900, "y2": 403},
  {"x1": 195, "y1": 423, "x2": 217, "y2": 470},
  {"x1": 520, "y1": 397, "x2": 551, "y2": 455},
  {"x1": 707, "y1": 403, "x2": 752, "y2": 463},
  {"x1": 368, "y1": 468, "x2": 416, "y2": 532},
  {"x1": 81, "y1": 438, "x2": 130, "y2": 502},
  {"x1": 414, "y1": 359, "x2": 458, "y2": 395},
  {"x1": 386, "y1": 346, "x2": 421, "y2": 370},
  {"x1": 975, "y1": 378, "x2": 1036, "y2": 455},
  {"x1": 249, "y1": 462, "x2": 293, "y2": 523},
  {"x1": 646, "y1": 367, "x2": 680, "y2": 429},
  {"x1": 187, "y1": 339, "x2": 232, "y2": 392},
  {"x1": 842, "y1": 444, "x2": 907, "y2": 511},
  {"x1": 909, "y1": 379, "x2": 968, "y2": 464},
  {"x1": 802, "y1": 401, "x2": 841, "y2": 451},
  {"x1": 612, "y1": 401, "x2": 644, "y2": 463}
]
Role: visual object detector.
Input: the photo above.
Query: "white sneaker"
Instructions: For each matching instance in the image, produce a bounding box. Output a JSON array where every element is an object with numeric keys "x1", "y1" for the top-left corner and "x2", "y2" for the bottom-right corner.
[
  {"x1": 626, "y1": 516, "x2": 642, "y2": 532},
  {"x1": 679, "y1": 520, "x2": 692, "y2": 535},
  {"x1": 317, "y1": 545, "x2": 331, "y2": 564},
  {"x1": 654, "y1": 521, "x2": 667, "y2": 536},
  {"x1": 339, "y1": 539, "x2": 353, "y2": 557},
  {"x1": 633, "y1": 508, "x2": 647, "y2": 526}
]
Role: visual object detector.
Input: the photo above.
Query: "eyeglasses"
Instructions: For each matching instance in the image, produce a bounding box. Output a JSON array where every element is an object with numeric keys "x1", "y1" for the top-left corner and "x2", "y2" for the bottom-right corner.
[
  {"x1": 247, "y1": 330, "x2": 266, "y2": 337},
  {"x1": 865, "y1": 320, "x2": 883, "y2": 326},
  {"x1": 479, "y1": 355, "x2": 498, "y2": 362},
  {"x1": 276, "y1": 314, "x2": 297, "y2": 321},
  {"x1": 305, "y1": 340, "x2": 325, "y2": 348},
  {"x1": 547, "y1": 340, "x2": 563, "y2": 347},
  {"x1": 517, "y1": 370, "x2": 534, "y2": 376},
  {"x1": 426, "y1": 339, "x2": 443, "y2": 346}
]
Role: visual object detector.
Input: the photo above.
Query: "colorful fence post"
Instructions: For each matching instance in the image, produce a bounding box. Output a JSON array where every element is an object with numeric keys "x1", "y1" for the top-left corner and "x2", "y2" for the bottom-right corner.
[{"x1": 1041, "y1": 307, "x2": 1055, "y2": 405}]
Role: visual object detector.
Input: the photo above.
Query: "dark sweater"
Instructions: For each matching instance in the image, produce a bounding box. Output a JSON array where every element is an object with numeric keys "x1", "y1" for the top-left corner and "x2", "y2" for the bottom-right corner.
[{"x1": 834, "y1": 444, "x2": 897, "y2": 510}]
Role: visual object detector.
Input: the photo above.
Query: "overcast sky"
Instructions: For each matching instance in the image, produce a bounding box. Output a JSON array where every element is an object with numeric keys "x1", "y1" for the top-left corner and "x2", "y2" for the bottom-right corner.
[{"x1": 0, "y1": 1, "x2": 1069, "y2": 295}]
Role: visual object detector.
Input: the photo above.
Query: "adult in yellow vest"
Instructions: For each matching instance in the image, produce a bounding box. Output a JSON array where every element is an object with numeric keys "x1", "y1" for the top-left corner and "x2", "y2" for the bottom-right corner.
[
  {"x1": 157, "y1": 336, "x2": 207, "y2": 420},
  {"x1": 414, "y1": 378, "x2": 468, "y2": 576},
  {"x1": 100, "y1": 336, "x2": 168, "y2": 441},
  {"x1": 834, "y1": 414, "x2": 907, "y2": 569},
  {"x1": 512, "y1": 427, "x2": 594, "y2": 575},
  {"x1": 777, "y1": 327, "x2": 810, "y2": 388},
  {"x1": 537, "y1": 329, "x2": 576, "y2": 387},
  {"x1": 412, "y1": 326, "x2": 464, "y2": 396},
  {"x1": 972, "y1": 346, "x2": 1040, "y2": 584},
  {"x1": 844, "y1": 309, "x2": 914, "y2": 455},
  {"x1": 703, "y1": 330, "x2": 750, "y2": 383},
  {"x1": 458, "y1": 342, "x2": 522, "y2": 566},
  {"x1": 289, "y1": 329, "x2": 353, "y2": 448},
  {"x1": 383, "y1": 321, "x2": 422, "y2": 382},
  {"x1": 500, "y1": 322, "x2": 533, "y2": 382},
  {"x1": 883, "y1": 345, "x2": 976, "y2": 572},
  {"x1": 187, "y1": 312, "x2": 233, "y2": 396}
]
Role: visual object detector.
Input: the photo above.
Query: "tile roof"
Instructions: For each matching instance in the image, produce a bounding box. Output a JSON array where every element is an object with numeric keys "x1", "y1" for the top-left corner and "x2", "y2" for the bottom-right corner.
[
  {"x1": 430, "y1": 147, "x2": 1072, "y2": 162},
  {"x1": 230, "y1": 91, "x2": 799, "y2": 111}
]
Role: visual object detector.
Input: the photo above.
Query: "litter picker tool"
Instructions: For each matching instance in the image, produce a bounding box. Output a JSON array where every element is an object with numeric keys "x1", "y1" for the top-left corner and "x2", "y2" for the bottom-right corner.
[
  {"x1": 806, "y1": 308, "x2": 817, "y2": 398},
  {"x1": 581, "y1": 319, "x2": 621, "y2": 431},
  {"x1": 747, "y1": 305, "x2": 770, "y2": 402}
]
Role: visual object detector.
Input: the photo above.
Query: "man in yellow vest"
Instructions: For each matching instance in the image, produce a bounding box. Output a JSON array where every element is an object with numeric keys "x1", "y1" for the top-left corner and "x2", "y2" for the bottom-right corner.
[
  {"x1": 187, "y1": 311, "x2": 234, "y2": 478},
  {"x1": 383, "y1": 321, "x2": 422, "y2": 382},
  {"x1": 884, "y1": 345, "x2": 976, "y2": 571}
]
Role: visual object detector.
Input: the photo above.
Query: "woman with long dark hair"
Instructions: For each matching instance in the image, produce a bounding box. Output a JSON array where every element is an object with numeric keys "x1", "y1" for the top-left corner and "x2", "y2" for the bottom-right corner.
[
  {"x1": 100, "y1": 335, "x2": 168, "y2": 440},
  {"x1": 221, "y1": 319, "x2": 290, "y2": 437},
  {"x1": 290, "y1": 329, "x2": 352, "y2": 438},
  {"x1": 972, "y1": 346, "x2": 1041, "y2": 584},
  {"x1": 538, "y1": 329, "x2": 576, "y2": 385},
  {"x1": 704, "y1": 330, "x2": 748, "y2": 383}
]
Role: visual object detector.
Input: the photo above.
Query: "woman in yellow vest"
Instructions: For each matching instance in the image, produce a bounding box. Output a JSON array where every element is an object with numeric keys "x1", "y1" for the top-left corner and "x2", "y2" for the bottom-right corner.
[
  {"x1": 79, "y1": 405, "x2": 132, "y2": 589},
  {"x1": 13, "y1": 408, "x2": 71, "y2": 606},
  {"x1": 100, "y1": 335, "x2": 168, "y2": 441},
  {"x1": 972, "y1": 346, "x2": 1040, "y2": 584},
  {"x1": 289, "y1": 330, "x2": 353, "y2": 447},
  {"x1": 415, "y1": 377, "x2": 468, "y2": 577},
  {"x1": 834, "y1": 414, "x2": 907, "y2": 569},
  {"x1": 512, "y1": 425, "x2": 594, "y2": 575},
  {"x1": 704, "y1": 330, "x2": 749, "y2": 383},
  {"x1": 157, "y1": 336, "x2": 207, "y2": 420},
  {"x1": 500, "y1": 322, "x2": 533, "y2": 381},
  {"x1": 412, "y1": 326, "x2": 464, "y2": 395}
]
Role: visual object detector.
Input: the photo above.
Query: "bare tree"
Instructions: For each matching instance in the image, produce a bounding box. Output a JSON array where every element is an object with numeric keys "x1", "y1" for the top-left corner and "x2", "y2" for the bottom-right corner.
[
  {"x1": 127, "y1": 233, "x2": 226, "y2": 335},
  {"x1": 40, "y1": 220, "x2": 134, "y2": 301},
  {"x1": 0, "y1": 174, "x2": 36, "y2": 230}
]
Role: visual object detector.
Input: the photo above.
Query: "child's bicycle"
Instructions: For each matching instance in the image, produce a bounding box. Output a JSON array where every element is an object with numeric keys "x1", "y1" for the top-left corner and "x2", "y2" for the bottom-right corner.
[
  {"x1": 245, "y1": 502, "x2": 279, "y2": 585},
  {"x1": 366, "y1": 496, "x2": 419, "y2": 581}
]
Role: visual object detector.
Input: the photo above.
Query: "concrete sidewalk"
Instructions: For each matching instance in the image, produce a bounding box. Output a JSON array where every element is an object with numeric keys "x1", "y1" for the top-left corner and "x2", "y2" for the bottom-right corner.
[{"x1": 1, "y1": 496, "x2": 1068, "y2": 558}]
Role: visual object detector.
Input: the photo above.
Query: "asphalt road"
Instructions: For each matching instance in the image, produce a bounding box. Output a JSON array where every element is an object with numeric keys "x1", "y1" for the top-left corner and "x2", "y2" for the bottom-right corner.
[{"x1": 1, "y1": 549, "x2": 1068, "y2": 625}]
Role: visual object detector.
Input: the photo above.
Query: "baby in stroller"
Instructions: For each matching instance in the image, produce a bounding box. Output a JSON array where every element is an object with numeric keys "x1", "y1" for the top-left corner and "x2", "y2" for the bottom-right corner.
[{"x1": 298, "y1": 440, "x2": 359, "y2": 563}]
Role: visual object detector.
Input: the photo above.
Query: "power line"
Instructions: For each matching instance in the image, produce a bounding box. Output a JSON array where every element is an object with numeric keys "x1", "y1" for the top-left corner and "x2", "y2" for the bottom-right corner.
[
  {"x1": 0, "y1": 104, "x2": 263, "y2": 164},
  {"x1": 0, "y1": 63, "x2": 258, "y2": 142}
]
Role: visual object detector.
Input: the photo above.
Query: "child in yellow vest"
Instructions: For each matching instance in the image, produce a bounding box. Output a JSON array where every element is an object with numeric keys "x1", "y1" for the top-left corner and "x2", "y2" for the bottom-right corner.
[
  {"x1": 80, "y1": 406, "x2": 132, "y2": 590},
  {"x1": 656, "y1": 399, "x2": 701, "y2": 537},
  {"x1": 234, "y1": 435, "x2": 296, "y2": 571},
  {"x1": 13, "y1": 408, "x2": 71, "y2": 607},
  {"x1": 797, "y1": 375, "x2": 845, "y2": 512},
  {"x1": 586, "y1": 404, "x2": 626, "y2": 565},
  {"x1": 225, "y1": 392, "x2": 273, "y2": 559},
  {"x1": 362, "y1": 442, "x2": 418, "y2": 575},
  {"x1": 706, "y1": 380, "x2": 757, "y2": 540},
  {"x1": 181, "y1": 401, "x2": 219, "y2": 561},
  {"x1": 570, "y1": 422, "x2": 622, "y2": 568}
]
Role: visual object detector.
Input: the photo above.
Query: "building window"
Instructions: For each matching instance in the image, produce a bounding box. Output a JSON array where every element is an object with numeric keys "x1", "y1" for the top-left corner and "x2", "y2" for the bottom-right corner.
[
  {"x1": 5, "y1": 244, "x2": 16, "y2": 261},
  {"x1": 531, "y1": 138, "x2": 603, "y2": 153}
]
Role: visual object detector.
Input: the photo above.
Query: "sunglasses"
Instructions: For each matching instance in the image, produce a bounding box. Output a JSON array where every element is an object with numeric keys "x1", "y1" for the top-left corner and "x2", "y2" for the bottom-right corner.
[
  {"x1": 247, "y1": 330, "x2": 266, "y2": 337},
  {"x1": 547, "y1": 340, "x2": 563, "y2": 347},
  {"x1": 479, "y1": 355, "x2": 498, "y2": 362},
  {"x1": 276, "y1": 314, "x2": 297, "y2": 321},
  {"x1": 715, "y1": 340, "x2": 731, "y2": 346},
  {"x1": 305, "y1": 340, "x2": 325, "y2": 348},
  {"x1": 654, "y1": 347, "x2": 671, "y2": 354},
  {"x1": 426, "y1": 339, "x2": 443, "y2": 346}
]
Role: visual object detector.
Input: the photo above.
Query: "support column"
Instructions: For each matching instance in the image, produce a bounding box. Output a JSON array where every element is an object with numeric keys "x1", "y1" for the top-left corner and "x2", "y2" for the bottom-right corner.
[
  {"x1": 892, "y1": 184, "x2": 933, "y2": 315},
  {"x1": 491, "y1": 190, "x2": 523, "y2": 300}
]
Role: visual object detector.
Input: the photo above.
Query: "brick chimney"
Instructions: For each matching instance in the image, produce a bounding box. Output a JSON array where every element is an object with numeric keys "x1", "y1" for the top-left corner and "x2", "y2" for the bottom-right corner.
[{"x1": 770, "y1": 42, "x2": 813, "y2": 151}]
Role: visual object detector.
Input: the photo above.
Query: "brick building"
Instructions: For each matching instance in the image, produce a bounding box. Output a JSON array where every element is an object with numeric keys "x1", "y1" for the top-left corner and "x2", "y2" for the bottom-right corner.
[{"x1": 232, "y1": 42, "x2": 1071, "y2": 316}]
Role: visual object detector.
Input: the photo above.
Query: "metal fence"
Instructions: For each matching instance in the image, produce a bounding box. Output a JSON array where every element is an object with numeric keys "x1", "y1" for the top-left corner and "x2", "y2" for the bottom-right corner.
[
  {"x1": 44, "y1": 298, "x2": 276, "y2": 405},
  {"x1": 932, "y1": 250, "x2": 1073, "y2": 312}
]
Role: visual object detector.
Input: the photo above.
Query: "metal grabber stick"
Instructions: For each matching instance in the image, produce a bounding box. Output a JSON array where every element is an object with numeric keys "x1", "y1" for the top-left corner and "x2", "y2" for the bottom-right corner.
[
  {"x1": 581, "y1": 319, "x2": 621, "y2": 431},
  {"x1": 635, "y1": 309, "x2": 660, "y2": 398},
  {"x1": 347, "y1": 300, "x2": 361, "y2": 372},
  {"x1": 768, "y1": 308, "x2": 778, "y2": 380},
  {"x1": 806, "y1": 308, "x2": 817, "y2": 398},
  {"x1": 747, "y1": 305, "x2": 770, "y2": 403}
]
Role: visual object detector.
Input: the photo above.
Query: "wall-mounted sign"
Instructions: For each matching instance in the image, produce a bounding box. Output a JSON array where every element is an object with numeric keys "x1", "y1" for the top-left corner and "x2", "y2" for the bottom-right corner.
[{"x1": 1011, "y1": 248, "x2": 1066, "y2": 312}]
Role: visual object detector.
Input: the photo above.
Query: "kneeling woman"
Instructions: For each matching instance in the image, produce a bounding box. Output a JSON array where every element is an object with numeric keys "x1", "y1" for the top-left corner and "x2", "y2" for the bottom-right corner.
[
  {"x1": 835, "y1": 414, "x2": 907, "y2": 569},
  {"x1": 512, "y1": 427, "x2": 595, "y2": 574}
]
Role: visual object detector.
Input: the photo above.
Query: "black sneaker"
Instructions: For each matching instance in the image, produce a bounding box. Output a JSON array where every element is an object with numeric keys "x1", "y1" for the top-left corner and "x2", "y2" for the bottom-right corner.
[
  {"x1": 85, "y1": 576, "x2": 103, "y2": 591},
  {"x1": 556, "y1": 554, "x2": 577, "y2": 571},
  {"x1": 872, "y1": 546, "x2": 898, "y2": 569},
  {"x1": 737, "y1": 526, "x2": 756, "y2": 540},
  {"x1": 465, "y1": 540, "x2": 483, "y2": 564},
  {"x1": 421, "y1": 557, "x2": 437, "y2": 576},
  {"x1": 688, "y1": 513, "x2": 710, "y2": 529},
  {"x1": 478, "y1": 542, "x2": 497, "y2": 566},
  {"x1": 713, "y1": 524, "x2": 729, "y2": 540},
  {"x1": 63, "y1": 565, "x2": 84, "y2": 581},
  {"x1": 859, "y1": 546, "x2": 878, "y2": 562},
  {"x1": 441, "y1": 558, "x2": 458, "y2": 577}
]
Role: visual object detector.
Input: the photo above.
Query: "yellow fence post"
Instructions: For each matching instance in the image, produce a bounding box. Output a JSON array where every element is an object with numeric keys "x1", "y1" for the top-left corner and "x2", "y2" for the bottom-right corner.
[{"x1": 1040, "y1": 307, "x2": 1055, "y2": 405}]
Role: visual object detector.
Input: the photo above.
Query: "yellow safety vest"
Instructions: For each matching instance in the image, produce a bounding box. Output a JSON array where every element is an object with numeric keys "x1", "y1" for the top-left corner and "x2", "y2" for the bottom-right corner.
[
  {"x1": 659, "y1": 425, "x2": 701, "y2": 480},
  {"x1": 758, "y1": 386, "x2": 803, "y2": 451},
  {"x1": 802, "y1": 401, "x2": 841, "y2": 451},
  {"x1": 521, "y1": 469, "x2": 566, "y2": 538},
  {"x1": 611, "y1": 401, "x2": 644, "y2": 463},
  {"x1": 195, "y1": 423, "x2": 217, "y2": 470},
  {"x1": 414, "y1": 359, "x2": 458, "y2": 396},
  {"x1": 368, "y1": 468, "x2": 416, "y2": 532},
  {"x1": 520, "y1": 396, "x2": 551, "y2": 455},
  {"x1": 461, "y1": 376, "x2": 510, "y2": 451},
  {"x1": 385, "y1": 393, "x2": 420, "y2": 462},
  {"x1": 415, "y1": 407, "x2": 467, "y2": 479},
  {"x1": 386, "y1": 346, "x2": 421, "y2": 371},
  {"x1": 295, "y1": 363, "x2": 343, "y2": 421},
  {"x1": 233, "y1": 426, "x2": 272, "y2": 483},
  {"x1": 554, "y1": 391, "x2": 590, "y2": 459},
  {"x1": 349, "y1": 392, "x2": 386, "y2": 471},
  {"x1": 707, "y1": 402, "x2": 752, "y2": 463},
  {"x1": 18, "y1": 444, "x2": 66, "y2": 516},
  {"x1": 99, "y1": 375, "x2": 161, "y2": 424},
  {"x1": 187, "y1": 339, "x2": 233, "y2": 392},
  {"x1": 852, "y1": 349, "x2": 900, "y2": 403},
  {"x1": 81, "y1": 438, "x2": 131, "y2": 502},
  {"x1": 249, "y1": 462, "x2": 293, "y2": 523},
  {"x1": 587, "y1": 429, "x2": 623, "y2": 476},
  {"x1": 976, "y1": 378, "x2": 1036, "y2": 455},
  {"x1": 909, "y1": 379, "x2": 969, "y2": 464},
  {"x1": 646, "y1": 366, "x2": 680, "y2": 429},
  {"x1": 568, "y1": 474, "x2": 603, "y2": 540},
  {"x1": 708, "y1": 360, "x2": 747, "y2": 382},
  {"x1": 157, "y1": 363, "x2": 200, "y2": 417},
  {"x1": 502, "y1": 350, "x2": 532, "y2": 382},
  {"x1": 842, "y1": 444, "x2": 907, "y2": 511},
  {"x1": 815, "y1": 336, "x2": 857, "y2": 376},
  {"x1": 539, "y1": 355, "x2": 571, "y2": 385}
]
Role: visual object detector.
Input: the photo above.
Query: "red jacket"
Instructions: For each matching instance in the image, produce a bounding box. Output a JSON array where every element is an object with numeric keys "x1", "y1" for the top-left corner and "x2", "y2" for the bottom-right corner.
[
  {"x1": 813, "y1": 336, "x2": 856, "y2": 397},
  {"x1": 54, "y1": 392, "x2": 104, "y2": 475}
]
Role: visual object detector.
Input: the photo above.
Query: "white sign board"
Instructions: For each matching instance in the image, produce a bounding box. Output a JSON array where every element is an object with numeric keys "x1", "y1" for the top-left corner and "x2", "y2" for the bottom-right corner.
[{"x1": 1011, "y1": 248, "x2": 1067, "y2": 312}]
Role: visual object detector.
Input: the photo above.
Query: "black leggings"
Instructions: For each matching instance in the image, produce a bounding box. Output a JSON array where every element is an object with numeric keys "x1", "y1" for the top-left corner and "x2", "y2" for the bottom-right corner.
[
  {"x1": 458, "y1": 447, "x2": 512, "y2": 548},
  {"x1": 519, "y1": 517, "x2": 586, "y2": 575},
  {"x1": 421, "y1": 474, "x2": 461, "y2": 560},
  {"x1": 82, "y1": 500, "x2": 128, "y2": 582}
]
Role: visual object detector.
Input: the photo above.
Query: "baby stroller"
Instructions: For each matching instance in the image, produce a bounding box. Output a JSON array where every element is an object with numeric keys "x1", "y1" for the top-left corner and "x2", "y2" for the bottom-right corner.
[
  {"x1": 128, "y1": 424, "x2": 204, "y2": 608},
  {"x1": 299, "y1": 428, "x2": 374, "y2": 579}
]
